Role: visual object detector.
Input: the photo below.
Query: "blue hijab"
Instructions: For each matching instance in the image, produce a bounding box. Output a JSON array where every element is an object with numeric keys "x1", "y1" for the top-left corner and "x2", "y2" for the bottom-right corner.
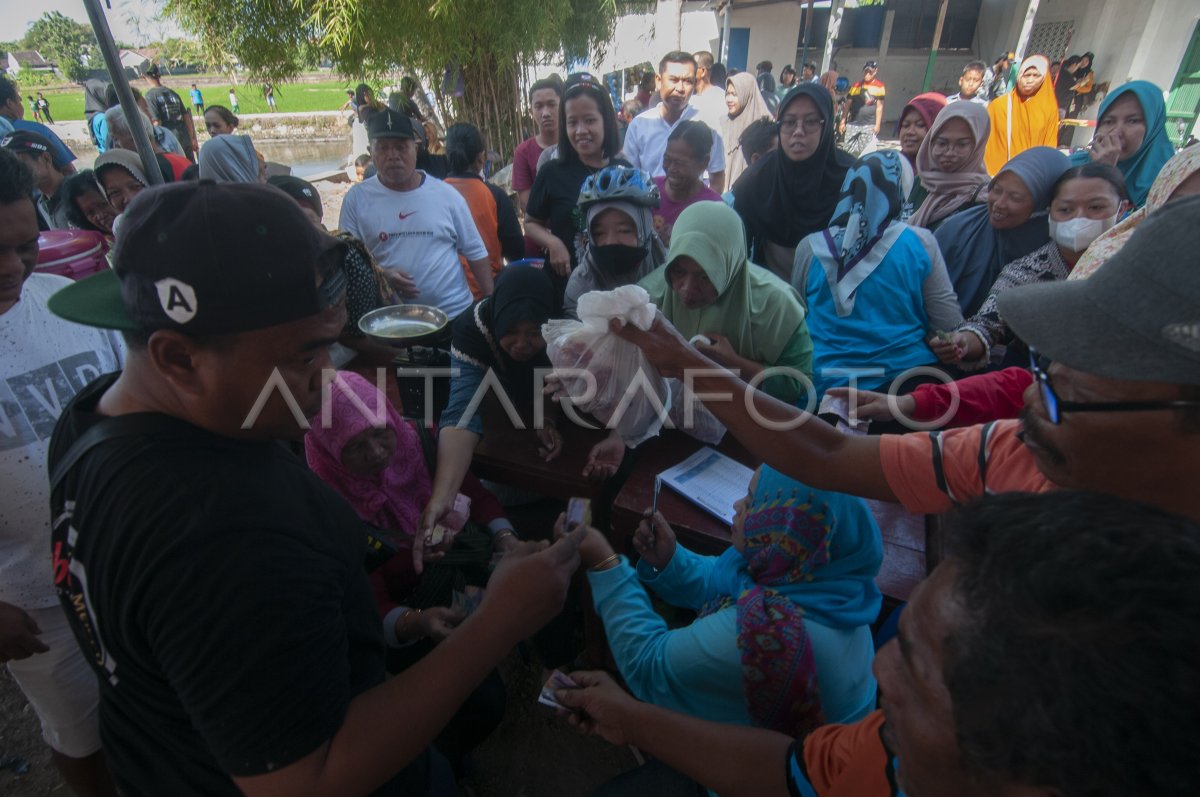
[
  {"x1": 706, "y1": 466, "x2": 883, "y2": 629},
  {"x1": 935, "y1": 146, "x2": 1070, "y2": 315},
  {"x1": 1070, "y1": 81, "x2": 1175, "y2": 208}
]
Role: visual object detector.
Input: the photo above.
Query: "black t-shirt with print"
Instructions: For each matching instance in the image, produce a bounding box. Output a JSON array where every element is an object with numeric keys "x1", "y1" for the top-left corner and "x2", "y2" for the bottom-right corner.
[
  {"x1": 48, "y1": 374, "x2": 404, "y2": 797},
  {"x1": 145, "y1": 86, "x2": 193, "y2": 152},
  {"x1": 526, "y1": 156, "x2": 632, "y2": 276}
]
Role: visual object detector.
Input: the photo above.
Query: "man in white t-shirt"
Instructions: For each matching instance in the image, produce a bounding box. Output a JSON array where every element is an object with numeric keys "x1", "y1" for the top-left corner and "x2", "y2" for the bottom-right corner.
[
  {"x1": 0, "y1": 150, "x2": 123, "y2": 796},
  {"x1": 623, "y1": 51, "x2": 727, "y2": 193},
  {"x1": 689, "y1": 50, "x2": 728, "y2": 132},
  {"x1": 338, "y1": 108, "x2": 491, "y2": 319}
]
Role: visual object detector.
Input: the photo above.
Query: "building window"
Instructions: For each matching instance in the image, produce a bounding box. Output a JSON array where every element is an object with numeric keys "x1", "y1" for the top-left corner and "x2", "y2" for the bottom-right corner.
[
  {"x1": 798, "y1": 0, "x2": 981, "y2": 52},
  {"x1": 1026, "y1": 21, "x2": 1076, "y2": 63}
]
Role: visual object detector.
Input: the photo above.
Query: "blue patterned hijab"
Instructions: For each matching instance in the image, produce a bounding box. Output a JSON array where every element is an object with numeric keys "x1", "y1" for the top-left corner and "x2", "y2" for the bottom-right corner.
[{"x1": 812, "y1": 150, "x2": 914, "y2": 316}]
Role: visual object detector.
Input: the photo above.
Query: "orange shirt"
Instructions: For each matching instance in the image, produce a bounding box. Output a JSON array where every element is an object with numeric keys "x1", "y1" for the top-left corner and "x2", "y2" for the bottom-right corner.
[
  {"x1": 879, "y1": 419, "x2": 1054, "y2": 515},
  {"x1": 788, "y1": 710, "x2": 898, "y2": 796},
  {"x1": 445, "y1": 176, "x2": 502, "y2": 299}
]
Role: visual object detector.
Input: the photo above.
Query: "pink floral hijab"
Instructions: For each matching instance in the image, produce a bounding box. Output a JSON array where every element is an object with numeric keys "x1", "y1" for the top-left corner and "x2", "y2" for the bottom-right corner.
[{"x1": 305, "y1": 371, "x2": 432, "y2": 535}]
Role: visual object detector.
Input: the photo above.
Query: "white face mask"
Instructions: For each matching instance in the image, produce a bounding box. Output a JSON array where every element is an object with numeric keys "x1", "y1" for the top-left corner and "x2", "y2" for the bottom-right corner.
[{"x1": 1048, "y1": 212, "x2": 1120, "y2": 252}]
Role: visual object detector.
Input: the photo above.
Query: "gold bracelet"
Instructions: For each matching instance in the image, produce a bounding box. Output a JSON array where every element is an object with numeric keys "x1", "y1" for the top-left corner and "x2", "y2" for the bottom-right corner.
[{"x1": 590, "y1": 553, "x2": 621, "y2": 572}]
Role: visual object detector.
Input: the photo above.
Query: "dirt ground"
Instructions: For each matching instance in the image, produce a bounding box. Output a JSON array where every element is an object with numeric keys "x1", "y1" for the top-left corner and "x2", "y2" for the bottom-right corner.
[{"x1": 0, "y1": 643, "x2": 636, "y2": 797}]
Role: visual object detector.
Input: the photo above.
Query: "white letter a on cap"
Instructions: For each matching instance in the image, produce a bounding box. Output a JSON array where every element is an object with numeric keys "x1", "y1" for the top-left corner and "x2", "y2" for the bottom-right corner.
[{"x1": 155, "y1": 278, "x2": 198, "y2": 324}]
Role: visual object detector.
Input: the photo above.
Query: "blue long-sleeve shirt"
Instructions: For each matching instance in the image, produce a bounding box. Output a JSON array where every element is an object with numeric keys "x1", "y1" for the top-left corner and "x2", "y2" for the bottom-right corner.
[{"x1": 587, "y1": 546, "x2": 877, "y2": 729}]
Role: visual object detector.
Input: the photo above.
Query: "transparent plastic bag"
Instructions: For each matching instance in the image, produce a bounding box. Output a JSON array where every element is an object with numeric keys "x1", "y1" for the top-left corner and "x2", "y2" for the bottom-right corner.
[
  {"x1": 543, "y1": 285, "x2": 670, "y2": 446},
  {"x1": 666, "y1": 378, "x2": 726, "y2": 444}
]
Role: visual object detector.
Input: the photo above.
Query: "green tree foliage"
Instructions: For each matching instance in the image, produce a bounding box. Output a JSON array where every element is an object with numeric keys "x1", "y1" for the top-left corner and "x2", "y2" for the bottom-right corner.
[
  {"x1": 21, "y1": 11, "x2": 98, "y2": 83},
  {"x1": 164, "y1": 0, "x2": 637, "y2": 159}
]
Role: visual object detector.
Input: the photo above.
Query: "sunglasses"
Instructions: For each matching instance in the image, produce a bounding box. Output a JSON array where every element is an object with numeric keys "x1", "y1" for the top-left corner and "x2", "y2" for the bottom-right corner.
[{"x1": 1028, "y1": 348, "x2": 1200, "y2": 425}]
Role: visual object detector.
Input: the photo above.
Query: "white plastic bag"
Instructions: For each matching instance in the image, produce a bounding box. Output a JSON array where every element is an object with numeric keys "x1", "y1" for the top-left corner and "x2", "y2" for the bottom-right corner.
[
  {"x1": 665, "y1": 378, "x2": 726, "y2": 444},
  {"x1": 543, "y1": 285, "x2": 670, "y2": 446}
]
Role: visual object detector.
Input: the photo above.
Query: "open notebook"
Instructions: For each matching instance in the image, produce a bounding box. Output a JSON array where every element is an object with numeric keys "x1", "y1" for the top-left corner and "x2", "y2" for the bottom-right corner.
[{"x1": 657, "y1": 447, "x2": 755, "y2": 525}]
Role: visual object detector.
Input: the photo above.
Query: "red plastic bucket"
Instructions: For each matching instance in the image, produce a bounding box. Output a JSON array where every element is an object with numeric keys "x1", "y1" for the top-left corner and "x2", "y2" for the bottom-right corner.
[{"x1": 36, "y1": 230, "x2": 109, "y2": 281}]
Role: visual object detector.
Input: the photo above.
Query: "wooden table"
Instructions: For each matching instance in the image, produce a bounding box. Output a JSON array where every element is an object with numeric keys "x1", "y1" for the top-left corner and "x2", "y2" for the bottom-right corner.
[
  {"x1": 470, "y1": 396, "x2": 612, "y2": 501},
  {"x1": 610, "y1": 430, "x2": 929, "y2": 603}
]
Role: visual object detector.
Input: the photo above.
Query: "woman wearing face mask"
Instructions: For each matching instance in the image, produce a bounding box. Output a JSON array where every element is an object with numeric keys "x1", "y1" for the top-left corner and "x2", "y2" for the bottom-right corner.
[
  {"x1": 721, "y1": 72, "x2": 774, "y2": 187},
  {"x1": 1070, "y1": 81, "x2": 1176, "y2": 209},
  {"x1": 422, "y1": 265, "x2": 562, "y2": 537},
  {"x1": 640, "y1": 202, "x2": 813, "y2": 404},
  {"x1": 731, "y1": 84, "x2": 857, "y2": 279},
  {"x1": 984, "y1": 55, "x2": 1060, "y2": 175},
  {"x1": 1069, "y1": 145, "x2": 1200, "y2": 280},
  {"x1": 935, "y1": 146, "x2": 1071, "y2": 316},
  {"x1": 652, "y1": 121, "x2": 723, "y2": 247},
  {"x1": 564, "y1": 166, "x2": 667, "y2": 318},
  {"x1": 526, "y1": 72, "x2": 630, "y2": 295},
  {"x1": 931, "y1": 163, "x2": 1129, "y2": 368},
  {"x1": 793, "y1": 150, "x2": 963, "y2": 400},
  {"x1": 908, "y1": 100, "x2": 991, "y2": 230}
]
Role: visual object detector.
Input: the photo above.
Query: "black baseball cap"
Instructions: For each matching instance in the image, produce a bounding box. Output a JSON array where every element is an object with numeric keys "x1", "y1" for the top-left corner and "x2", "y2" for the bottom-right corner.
[
  {"x1": 366, "y1": 108, "x2": 417, "y2": 140},
  {"x1": 48, "y1": 181, "x2": 347, "y2": 335},
  {"x1": 863, "y1": 60, "x2": 879, "y2": 70},
  {"x1": 267, "y1": 174, "x2": 322, "y2": 220},
  {"x1": 1, "y1": 130, "x2": 52, "y2": 156},
  {"x1": 145, "y1": 63, "x2": 161, "y2": 78},
  {"x1": 999, "y1": 194, "x2": 1200, "y2": 386}
]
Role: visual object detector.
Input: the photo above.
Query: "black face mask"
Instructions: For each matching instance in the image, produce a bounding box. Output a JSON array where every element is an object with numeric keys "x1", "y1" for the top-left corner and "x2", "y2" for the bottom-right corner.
[{"x1": 591, "y1": 243, "x2": 648, "y2": 275}]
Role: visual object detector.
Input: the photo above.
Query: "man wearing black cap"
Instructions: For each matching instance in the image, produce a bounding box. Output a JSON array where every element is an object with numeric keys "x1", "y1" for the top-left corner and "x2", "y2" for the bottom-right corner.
[
  {"x1": 338, "y1": 107, "x2": 493, "y2": 319},
  {"x1": 3, "y1": 130, "x2": 68, "y2": 229},
  {"x1": 144, "y1": 64, "x2": 198, "y2": 162},
  {"x1": 44, "y1": 180, "x2": 583, "y2": 796},
  {"x1": 843, "y1": 61, "x2": 886, "y2": 157},
  {"x1": 613, "y1": 195, "x2": 1200, "y2": 525},
  {"x1": 0, "y1": 149, "x2": 122, "y2": 797}
]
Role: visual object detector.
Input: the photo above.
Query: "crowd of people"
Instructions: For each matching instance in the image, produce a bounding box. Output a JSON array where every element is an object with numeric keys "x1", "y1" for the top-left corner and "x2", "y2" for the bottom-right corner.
[{"x1": 2, "y1": 39, "x2": 1200, "y2": 797}]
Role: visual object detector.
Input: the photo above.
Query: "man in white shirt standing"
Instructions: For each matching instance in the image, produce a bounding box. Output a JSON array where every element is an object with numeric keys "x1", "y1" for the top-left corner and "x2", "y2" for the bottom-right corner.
[
  {"x1": 689, "y1": 50, "x2": 727, "y2": 132},
  {"x1": 0, "y1": 149, "x2": 122, "y2": 796},
  {"x1": 623, "y1": 52, "x2": 727, "y2": 193},
  {"x1": 339, "y1": 108, "x2": 492, "y2": 319}
]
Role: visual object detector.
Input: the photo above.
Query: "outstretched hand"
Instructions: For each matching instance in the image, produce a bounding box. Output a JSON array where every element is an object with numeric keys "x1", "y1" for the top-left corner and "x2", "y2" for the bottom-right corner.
[
  {"x1": 554, "y1": 670, "x2": 641, "y2": 746},
  {"x1": 609, "y1": 311, "x2": 699, "y2": 379}
]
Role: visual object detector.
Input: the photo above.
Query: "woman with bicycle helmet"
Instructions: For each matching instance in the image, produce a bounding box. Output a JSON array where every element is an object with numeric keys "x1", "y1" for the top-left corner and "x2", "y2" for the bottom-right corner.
[
  {"x1": 564, "y1": 165, "x2": 668, "y2": 318},
  {"x1": 640, "y1": 202, "x2": 813, "y2": 404},
  {"x1": 525, "y1": 72, "x2": 630, "y2": 296}
]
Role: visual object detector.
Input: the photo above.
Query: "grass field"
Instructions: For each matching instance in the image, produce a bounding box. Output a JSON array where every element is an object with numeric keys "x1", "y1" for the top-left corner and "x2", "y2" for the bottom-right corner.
[{"x1": 25, "y1": 80, "x2": 358, "y2": 123}]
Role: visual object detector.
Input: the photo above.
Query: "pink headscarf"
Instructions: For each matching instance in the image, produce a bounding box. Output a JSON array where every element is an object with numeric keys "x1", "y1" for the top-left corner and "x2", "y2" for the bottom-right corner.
[
  {"x1": 908, "y1": 100, "x2": 992, "y2": 229},
  {"x1": 305, "y1": 371, "x2": 432, "y2": 535}
]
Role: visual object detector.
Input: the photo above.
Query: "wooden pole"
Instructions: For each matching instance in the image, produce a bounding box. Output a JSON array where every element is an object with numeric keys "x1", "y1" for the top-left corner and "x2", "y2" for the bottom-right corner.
[
  {"x1": 799, "y1": 0, "x2": 816, "y2": 74},
  {"x1": 921, "y1": 0, "x2": 950, "y2": 91}
]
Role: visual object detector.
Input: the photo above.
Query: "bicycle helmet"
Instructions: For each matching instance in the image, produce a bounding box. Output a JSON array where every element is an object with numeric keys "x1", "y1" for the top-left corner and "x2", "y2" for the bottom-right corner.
[{"x1": 577, "y1": 165, "x2": 659, "y2": 209}]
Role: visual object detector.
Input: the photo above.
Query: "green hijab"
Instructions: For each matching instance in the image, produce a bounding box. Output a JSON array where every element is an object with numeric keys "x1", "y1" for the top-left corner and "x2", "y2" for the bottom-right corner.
[{"x1": 640, "y1": 202, "x2": 807, "y2": 366}]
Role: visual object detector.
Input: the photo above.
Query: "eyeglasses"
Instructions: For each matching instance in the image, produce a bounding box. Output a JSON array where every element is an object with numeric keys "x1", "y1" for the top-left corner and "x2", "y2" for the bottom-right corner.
[
  {"x1": 780, "y1": 115, "x2": 825, "y2": 135},
  {"x1": 1028, "y1": 348, "x2": 1200, "y2": 425},
  {"x1": 931, "y1": 138, "x2": 974, "y2": 155}
]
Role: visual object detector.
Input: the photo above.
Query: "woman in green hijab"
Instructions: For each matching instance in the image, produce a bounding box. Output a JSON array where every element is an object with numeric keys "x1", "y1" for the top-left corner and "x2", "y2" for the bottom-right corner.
[{"x1": 640, "y1": 202, "x2": 813, "y2": 404}]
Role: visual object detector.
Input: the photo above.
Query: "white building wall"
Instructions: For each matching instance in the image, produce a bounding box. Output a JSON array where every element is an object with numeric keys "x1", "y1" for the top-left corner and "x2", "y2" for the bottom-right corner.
[{"x1": 726, "y1": 4, "x2": 804, "y2": 76}]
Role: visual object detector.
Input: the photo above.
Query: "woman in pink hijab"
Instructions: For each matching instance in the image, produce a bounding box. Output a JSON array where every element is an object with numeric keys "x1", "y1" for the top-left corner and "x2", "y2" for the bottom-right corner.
[
  {"x1": 304, "y1": 370, "x2": 513, "y2": 773},
  {"x1": 908, "y1": 99, "x2": 992, "y2": 230}
]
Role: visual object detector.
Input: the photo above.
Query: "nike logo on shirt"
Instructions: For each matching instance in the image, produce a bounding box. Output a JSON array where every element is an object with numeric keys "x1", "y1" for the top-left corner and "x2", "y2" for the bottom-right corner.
[{"x1": 398, "y1": 211, "x2": 418, "y2": 220}]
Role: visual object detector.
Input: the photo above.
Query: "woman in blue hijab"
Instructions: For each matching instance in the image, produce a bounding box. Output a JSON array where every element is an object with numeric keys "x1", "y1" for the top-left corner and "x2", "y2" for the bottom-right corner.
[
  {"x1": 571, "y1": 466, "x2": 883, "y2": 735},
  {"x1": 934, "y1": 146, "x2": 1071, "y2": 316},
  {"x1": 1069, "y1": 80, "x2": 1175, "y2": 208},
  {"x1": 792, "y1": 149, "x2": 963, "y2": 398}
]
